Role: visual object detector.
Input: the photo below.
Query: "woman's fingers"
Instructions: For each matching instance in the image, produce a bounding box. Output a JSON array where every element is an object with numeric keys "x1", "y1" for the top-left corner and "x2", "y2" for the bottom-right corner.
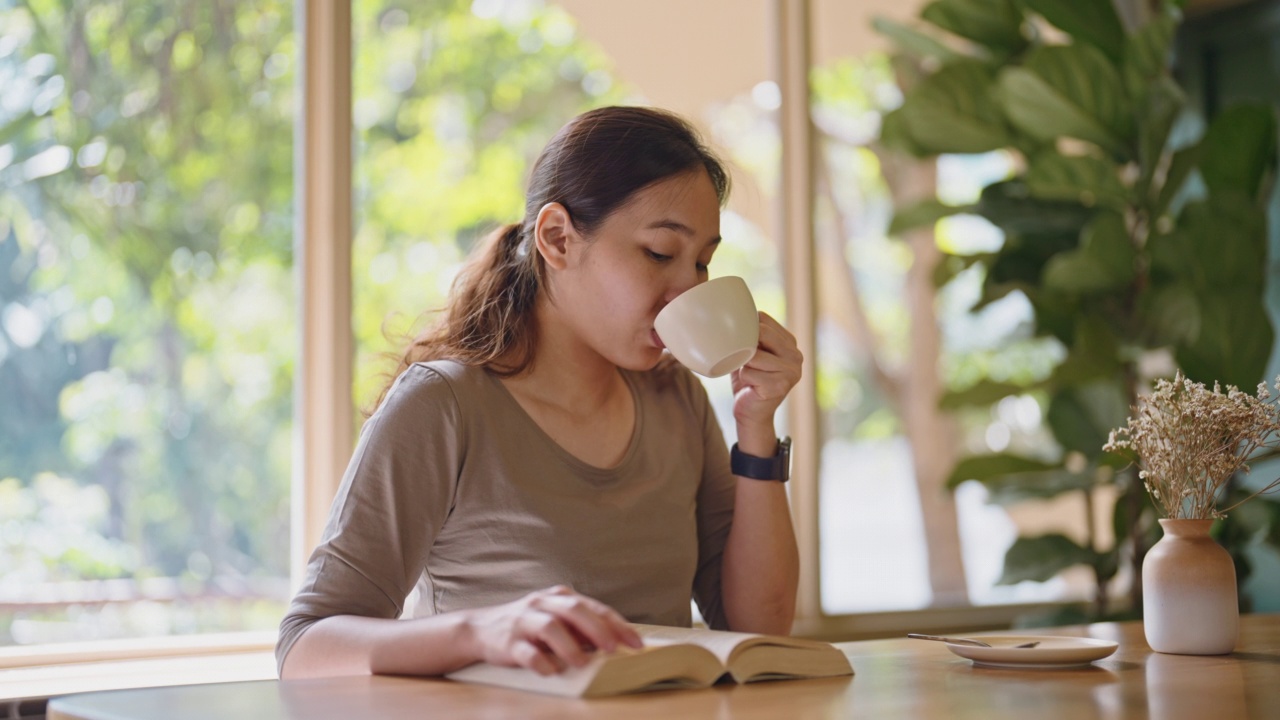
[
  {"x1": 755, "y1": 312, "x2": 802, "y2": 363},
  {"x1": 735, "y1": 366, "x2": 794, "y2": 402},
  {"x1": 519, "y1": 610, "x2": 592, "y2": 668},
  {"x1": 510, "y1": 639, "x2": 559, "y2": 676},
  {"x1": 533, "y1": 592, "x2": 643, "y2": 653}
]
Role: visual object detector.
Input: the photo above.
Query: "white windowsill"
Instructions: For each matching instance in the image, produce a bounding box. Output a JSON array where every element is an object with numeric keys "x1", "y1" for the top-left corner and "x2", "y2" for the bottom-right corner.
[{"x1": 0, "y1": 632, "x2": 278, "y2": 705}]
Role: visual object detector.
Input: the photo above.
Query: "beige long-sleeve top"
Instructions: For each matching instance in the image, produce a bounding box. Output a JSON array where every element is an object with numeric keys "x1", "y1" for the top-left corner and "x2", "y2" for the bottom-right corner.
[{"x1": 276, "y1": 360, "x2": 737, "y2": 672}]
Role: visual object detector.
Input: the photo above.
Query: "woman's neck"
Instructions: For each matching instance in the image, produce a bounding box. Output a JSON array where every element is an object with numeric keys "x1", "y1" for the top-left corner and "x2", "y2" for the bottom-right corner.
[{"x1": 501, "y1": 299, "x2": 625, "y2": 418}]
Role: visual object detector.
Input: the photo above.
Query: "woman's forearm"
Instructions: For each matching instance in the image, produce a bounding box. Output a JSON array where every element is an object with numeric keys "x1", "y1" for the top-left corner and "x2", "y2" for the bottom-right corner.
[
  {"x1": 280, "y1": 587, "x2": 643, "y2": 680},
  {"x1": 280, "y1": 612, "x2": 477, "y2": 679},
  {"x1": 720, "y1": 428, "x2": 800, "y2": 635}
]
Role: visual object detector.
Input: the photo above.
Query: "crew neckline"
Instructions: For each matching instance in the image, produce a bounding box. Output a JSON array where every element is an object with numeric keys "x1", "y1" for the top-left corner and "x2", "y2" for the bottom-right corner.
[{"x1": 486, "y1": 368, "x2": 644, "y2": 477}]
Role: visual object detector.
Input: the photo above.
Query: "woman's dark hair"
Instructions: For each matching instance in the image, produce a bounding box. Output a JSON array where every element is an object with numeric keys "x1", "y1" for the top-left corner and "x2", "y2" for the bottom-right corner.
[{"x1": 371, "y1": 106, "x2": 730, "y2": 410}]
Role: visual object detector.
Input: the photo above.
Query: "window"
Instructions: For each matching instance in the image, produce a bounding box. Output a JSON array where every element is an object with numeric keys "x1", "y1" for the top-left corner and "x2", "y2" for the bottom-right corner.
[
  {"x1": 350, "y1": 0, "x2": 628, "y2": 409},
  {"x1": 0, "y1": 1, "x2": 295, "y2": 645},
  {"x1": 11, "y1": 0, "x2": 1211, "y2": 659}
]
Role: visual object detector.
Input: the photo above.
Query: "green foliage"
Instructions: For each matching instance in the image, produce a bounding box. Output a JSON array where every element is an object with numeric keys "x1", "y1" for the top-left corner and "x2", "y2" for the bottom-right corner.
[
  {"x1": 877, "y1": 0, "x2": 1280, "y2": 616},
  {"x1": 883, "y1": 60, "x2": 1013, "y2": 155},
  {"x1": 0, "y1": 0, "x2": 618, "y2": 644},
  {"x1": 998, "y1": 45, "x2": 1132, "y2": 157},
  {"x1": 920, "y1": 0, "x2": 1026, "y2": 58},
  {"x1": 946, "y1": 453, "x2": 1095, "y2": 504},
  {"x1": 888, "y1": 198, "x2": 973, "y2": 235},
  {"x1": 999, "y1": 534, "x2": 1100, "y2": 584},
  {"x1": 1022, "y1": 0, "x2": 1125, "y2": 63}
]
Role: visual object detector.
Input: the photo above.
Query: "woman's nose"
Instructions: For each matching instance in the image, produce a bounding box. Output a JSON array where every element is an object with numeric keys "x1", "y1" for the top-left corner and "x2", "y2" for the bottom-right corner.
[{"x1": 665, "y1": 272, "x2": 703, "y2": 303}]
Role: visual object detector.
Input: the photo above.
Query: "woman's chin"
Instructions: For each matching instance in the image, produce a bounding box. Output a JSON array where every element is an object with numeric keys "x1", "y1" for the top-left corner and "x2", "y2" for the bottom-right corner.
[{"x1": 622, "y1": 347, "x2": 669, "y2": 372}]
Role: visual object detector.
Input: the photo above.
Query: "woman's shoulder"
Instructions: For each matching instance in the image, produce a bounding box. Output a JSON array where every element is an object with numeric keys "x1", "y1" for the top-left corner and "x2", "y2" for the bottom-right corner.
[{"x1": 377, "y1": 360, "x2": 496, "y2": 416}]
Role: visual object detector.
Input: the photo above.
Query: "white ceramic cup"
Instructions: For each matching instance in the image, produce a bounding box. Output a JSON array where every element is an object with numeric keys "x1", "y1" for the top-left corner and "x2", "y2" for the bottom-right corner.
[{"x1": 654, "y1": 276, "x2": 759, "y2": 378}]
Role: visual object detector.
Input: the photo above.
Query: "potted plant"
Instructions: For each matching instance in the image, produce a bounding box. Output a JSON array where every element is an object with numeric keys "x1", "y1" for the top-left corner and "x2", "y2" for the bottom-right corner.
[
  {"x1": 1105, "y1": 373, "x2": 1280, "y2": 653},
  {"x1": 875, "y1": 0, "x2": 1280, "y2": 619}
]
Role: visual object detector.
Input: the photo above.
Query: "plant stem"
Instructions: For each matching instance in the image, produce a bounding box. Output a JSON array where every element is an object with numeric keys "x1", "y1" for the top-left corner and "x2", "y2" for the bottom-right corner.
[{"x1": 1084, "y1": 486, "x2": 1109, "y2": 617}]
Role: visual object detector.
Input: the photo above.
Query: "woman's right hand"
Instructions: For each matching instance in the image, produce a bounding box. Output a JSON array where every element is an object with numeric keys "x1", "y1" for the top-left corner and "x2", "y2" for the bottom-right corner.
[{"x1": 462, "y1": 585, "x2": 644, "y2": 675}]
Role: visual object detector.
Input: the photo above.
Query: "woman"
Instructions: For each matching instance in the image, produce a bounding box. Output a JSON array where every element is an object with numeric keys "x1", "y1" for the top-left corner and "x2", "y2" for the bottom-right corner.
[{"x1": 277, "y1": 106, "x2": 801, "y2": 679}]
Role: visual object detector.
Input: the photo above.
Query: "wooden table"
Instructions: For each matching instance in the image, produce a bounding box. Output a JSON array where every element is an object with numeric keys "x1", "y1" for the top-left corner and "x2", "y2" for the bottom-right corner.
[{"x1": 48, "y1": 613, "x2": 1280, "y2": 719}]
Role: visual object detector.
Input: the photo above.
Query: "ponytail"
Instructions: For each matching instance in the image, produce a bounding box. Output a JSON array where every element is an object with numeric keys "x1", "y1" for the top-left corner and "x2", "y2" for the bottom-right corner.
[{"x1": 368, "y1": 222, "x2": 541, "y2": 413}]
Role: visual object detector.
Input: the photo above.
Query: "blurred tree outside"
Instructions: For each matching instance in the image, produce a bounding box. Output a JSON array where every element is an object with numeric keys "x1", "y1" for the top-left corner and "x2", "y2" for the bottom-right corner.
[
  {"x1": 349, "y1": 0, "x2": 629, "y2": 409},
  {"x1": 0, "y1": 0, "x2": 631, "y2": 647},
  {"x1": 0, "y1": 0, "x2": 297, "y2": 645}
]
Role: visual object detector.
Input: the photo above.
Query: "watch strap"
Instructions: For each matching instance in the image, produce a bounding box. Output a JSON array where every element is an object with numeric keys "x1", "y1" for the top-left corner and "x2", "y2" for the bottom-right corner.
[{"x1": 730, "y1": 437, "x2": 791, "y2": 482}]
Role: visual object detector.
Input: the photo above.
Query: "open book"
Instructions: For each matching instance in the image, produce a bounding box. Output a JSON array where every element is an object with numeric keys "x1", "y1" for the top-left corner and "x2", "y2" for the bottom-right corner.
[{"x1": 444, "y1": 624, "x2": 854, "y2": 698}]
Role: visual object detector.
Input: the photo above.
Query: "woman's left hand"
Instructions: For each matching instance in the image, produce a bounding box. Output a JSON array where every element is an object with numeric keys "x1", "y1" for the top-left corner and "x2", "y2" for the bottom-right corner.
[{"x1": 730, "y1": 312, "x2": 802, "y2": 433}]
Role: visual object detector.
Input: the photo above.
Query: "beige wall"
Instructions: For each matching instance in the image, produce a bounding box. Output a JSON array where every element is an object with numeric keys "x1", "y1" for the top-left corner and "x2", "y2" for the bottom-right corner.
[
  {"x1": 553, "y1": 0, "x2": 929, "y2": 236},
  {"x1": 554, "y1": 0, "x2": 929, "y2": 119}
]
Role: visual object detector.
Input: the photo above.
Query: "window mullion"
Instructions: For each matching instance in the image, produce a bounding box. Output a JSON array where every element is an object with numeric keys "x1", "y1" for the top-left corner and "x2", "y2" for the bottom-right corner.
[
  {"x1": 294, "y1": 0, "x2": 354, "y2": 586},
  {"x1": 773, "y1": 0, "x2": 821, "y2": 624}
]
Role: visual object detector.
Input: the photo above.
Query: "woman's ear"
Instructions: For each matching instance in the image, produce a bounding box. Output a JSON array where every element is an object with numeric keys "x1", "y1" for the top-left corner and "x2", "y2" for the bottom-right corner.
[{"x1": 534, "y1": 202, "x2": 577, "y2": 270}]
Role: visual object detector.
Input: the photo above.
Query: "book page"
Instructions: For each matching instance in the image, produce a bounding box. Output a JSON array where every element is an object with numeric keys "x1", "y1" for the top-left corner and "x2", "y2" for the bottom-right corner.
[
  {"x1": 445, "y1": 643, "x2": 725, "y2": 698},
  {"x1": 446, "y1": 656, "x2": 601, "y2": 698},
  {"x1": 631, "y1": 624, "x2": 854, "y2": 683},
  {"x1": 632, "y1": 624, "x2": 838, "y2": 664}
]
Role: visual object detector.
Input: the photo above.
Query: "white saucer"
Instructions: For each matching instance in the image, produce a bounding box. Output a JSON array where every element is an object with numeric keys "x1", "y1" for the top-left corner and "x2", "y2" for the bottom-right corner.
[{"x1": 945, "y1": 636, "x2": 1119, "y2": 669}]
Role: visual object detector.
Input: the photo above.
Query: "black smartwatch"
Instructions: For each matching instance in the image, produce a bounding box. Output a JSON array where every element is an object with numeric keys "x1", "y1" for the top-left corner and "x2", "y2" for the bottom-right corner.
[{"x1": 730, "y1": 437, "x2": 792, "y2": 482}]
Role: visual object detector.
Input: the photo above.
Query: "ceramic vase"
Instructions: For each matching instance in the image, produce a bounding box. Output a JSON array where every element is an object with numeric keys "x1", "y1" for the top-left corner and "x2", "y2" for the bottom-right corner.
[{"x1": 1142, "y1": 518, "x2": 1238, "y2": 655}]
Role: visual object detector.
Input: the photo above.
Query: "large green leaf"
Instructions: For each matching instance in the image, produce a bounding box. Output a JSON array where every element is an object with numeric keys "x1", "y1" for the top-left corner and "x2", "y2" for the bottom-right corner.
[
  {"x1": 1025, "y1": 152, "x2": 1127, "y2": 209},
  {"x1": 921, "y1": 0, "x2": 1026, "y2": 56},
  {"x1": 872, "y1": 17, "x2": 965, "y2": 62},
  {"x1": 898, "y1": 60, "x2": 1014, "y2": 155},
  {"x1": 1041, "y1": 211, "x2": 1134, "y2": 294},
  {"x1": 978, "y1": 469, "x2": 1097, "y2": 504},
  {"x1": 878, "y1": 106, "x2": 924, "y2": 156},
  {"x1": 1176, "y1": 293, "x2": 1274, "y2": 391},
  {"x1": 932, "y1": 251, "x2": 992, "y2": 288},
  {"x1": 975, "y1": 180, "x2": 1096, "y2": 236},
  {"x1": 946, "y1": 453, "x2": 1061, "y2": 488},
  {"x1": 1022, "y1": 0, "x2": 1125, "y2": 63},
  {"x1": 999, "y1": 534, "x2": 1099, "y2": 584},
  {"x1": 940, "y1": 379, "x2": 1026, "y2": 409},
  {"x1": 1134, "y1": 77, "x2": 1187, "y2": 200},
  {"x1": 1022, "y1": 44, "x2": 1132, "y2": 139},
  {"x1": 1123, "y1": 9, "x2": 1179, "y2": 93},
  {"x1": 889, "y1": 198, "x2": 974, "y2": 235},
  {"x1": 1153, "y1": 193, "x2": 1267, "y2": 292},
  {"x1": 1047, "y1": 380, "x2": 1129, "y2": 459},
  {"x1": 1047, "y1": 316, "x2": 1122, "y2": 385},
  {"x1": 1198, "y1": 103, "x2": 1279, "y2": 200},
  {"x1": 998, "y1": 45, "x2": 1132, "y2": 158},
  {"x1": 1027, "y1": 289, "x2": 1078, "y2": 344},
  {"x1": 1135, "y1": 282, "x2": 1201, "y2": 347},
  {"x1": 1153, "y1": 142, "x2": 1200, "y2": 219}
]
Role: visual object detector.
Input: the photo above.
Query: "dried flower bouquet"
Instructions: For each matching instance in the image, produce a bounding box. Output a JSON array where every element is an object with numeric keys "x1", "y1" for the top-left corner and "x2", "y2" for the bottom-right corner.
[{"x1": 1105, "y1": 372, "x2": 1280, "y2": 519}]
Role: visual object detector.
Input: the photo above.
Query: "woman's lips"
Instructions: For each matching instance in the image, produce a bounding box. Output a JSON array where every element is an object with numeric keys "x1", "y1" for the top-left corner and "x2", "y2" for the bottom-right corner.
[{"x1": 651, "y1": 329, "x2": 666, "y2": 350}]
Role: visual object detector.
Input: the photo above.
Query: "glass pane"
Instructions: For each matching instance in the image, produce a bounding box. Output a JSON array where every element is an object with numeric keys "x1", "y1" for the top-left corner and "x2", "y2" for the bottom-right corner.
[
  {"x1": 351, "y1": 0, "x2": 628, "y2": 409},
  {"x1": 810, "y1": 54, "x2": 1092, "y2": 613},
  {"x1": 351, "y1": 0, "x2": 783, "y2": 437},
  {"x1": 0, "y1": 2, "x2": 294, "y2": 645}
]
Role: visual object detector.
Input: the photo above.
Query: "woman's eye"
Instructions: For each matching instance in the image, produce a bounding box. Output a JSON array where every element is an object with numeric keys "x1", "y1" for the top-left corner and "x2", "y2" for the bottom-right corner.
[{"x1": 646, "y1": 250, "x2": 673, "y2": 262}]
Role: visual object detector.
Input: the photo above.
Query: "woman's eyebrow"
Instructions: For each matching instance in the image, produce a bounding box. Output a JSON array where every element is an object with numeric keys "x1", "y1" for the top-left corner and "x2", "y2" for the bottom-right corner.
[{"x1": 646, "y1": 220, "x2": 722, "y2": 246}]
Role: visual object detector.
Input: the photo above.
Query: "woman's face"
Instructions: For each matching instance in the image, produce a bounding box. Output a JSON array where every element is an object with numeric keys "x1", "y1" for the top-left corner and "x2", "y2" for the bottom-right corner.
[{"x1": 546, "y1": 168, "x2": 723, "y2": 372}]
